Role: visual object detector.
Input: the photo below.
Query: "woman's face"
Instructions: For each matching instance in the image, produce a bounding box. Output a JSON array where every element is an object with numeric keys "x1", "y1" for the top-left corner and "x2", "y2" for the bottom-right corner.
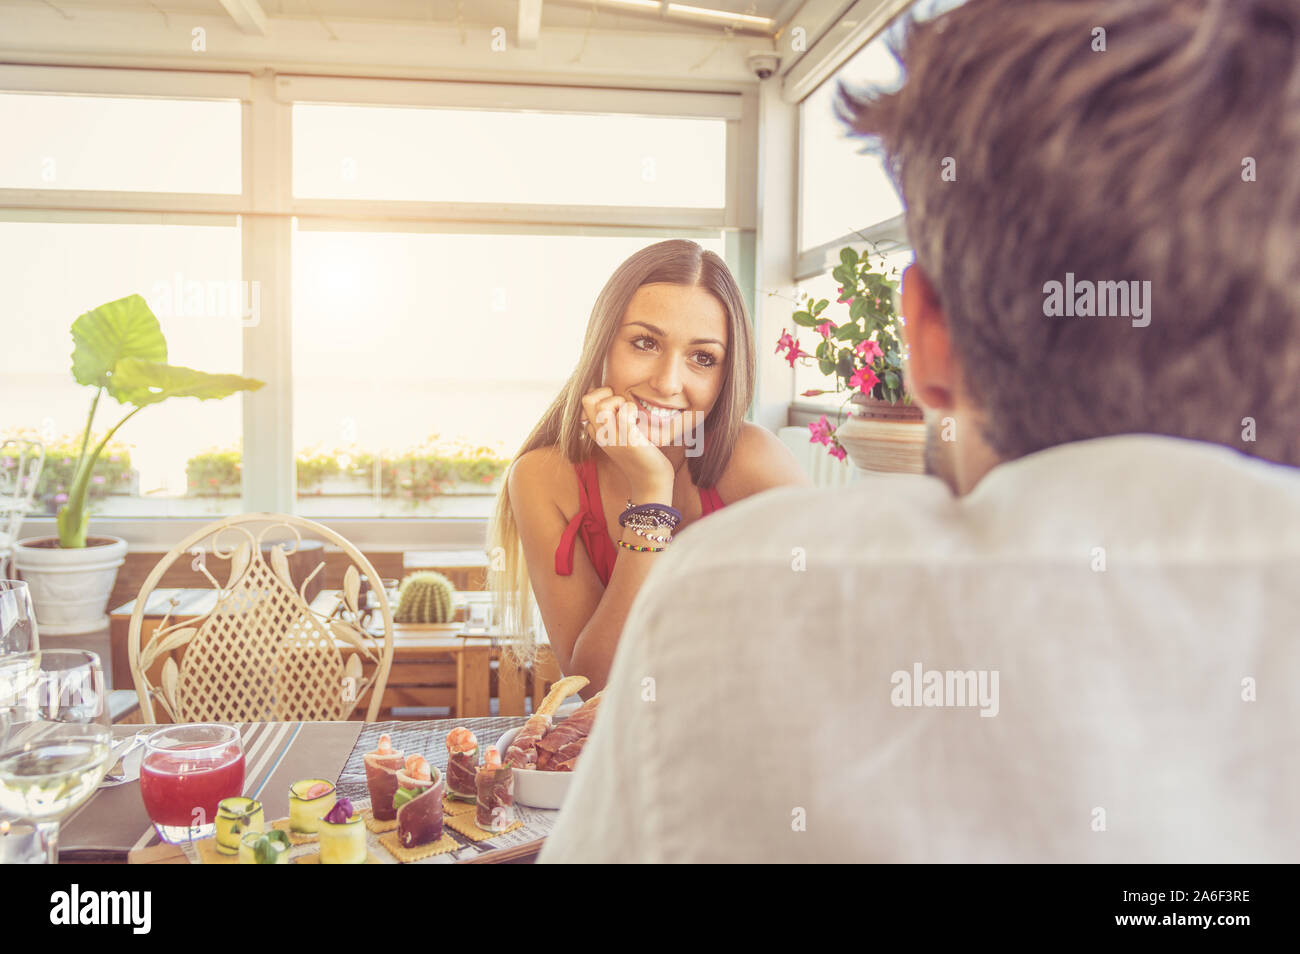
[{"x1": 603, "y1": 282, "x2": 730, "y2": 447}]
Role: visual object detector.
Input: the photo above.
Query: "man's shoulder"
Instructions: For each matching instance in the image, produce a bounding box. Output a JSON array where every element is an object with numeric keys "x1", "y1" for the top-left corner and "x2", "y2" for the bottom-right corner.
[{"x1": 652, "y1": 471, "x2": 957, "y2": 585}]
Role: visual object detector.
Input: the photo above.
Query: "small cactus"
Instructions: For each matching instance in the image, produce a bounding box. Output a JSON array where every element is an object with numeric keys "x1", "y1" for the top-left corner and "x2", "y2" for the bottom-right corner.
[{"x1": 395, "y1": 571, "x2": 456, "y2": 623}]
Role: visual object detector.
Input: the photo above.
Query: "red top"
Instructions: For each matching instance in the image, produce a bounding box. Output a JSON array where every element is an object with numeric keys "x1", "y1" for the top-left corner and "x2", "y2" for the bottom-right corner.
[{"x1": 554, "y1": 457, "x2": 726, "y2": 587}]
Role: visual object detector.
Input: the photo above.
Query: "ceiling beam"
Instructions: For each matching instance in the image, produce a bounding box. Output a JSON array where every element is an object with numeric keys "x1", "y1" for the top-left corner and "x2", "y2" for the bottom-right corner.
[
  {"x1": 217, "y1": 0, "x2": 269, "y2": 37},
  {"x1": 518, "y1": 0, "x2": 543, "y2": 49}
]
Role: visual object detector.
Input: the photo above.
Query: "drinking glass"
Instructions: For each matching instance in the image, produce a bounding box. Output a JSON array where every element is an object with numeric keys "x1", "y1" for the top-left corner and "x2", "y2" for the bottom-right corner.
[
  {"x1": 0, "y1": 649, "x2": 111, "y2": 863},
  {"x1": 0, "y1": 580, "x2": 38, "y2": 655},
  {"x1": 139, "y1": 724, "x2": 245, "y2": 844}
]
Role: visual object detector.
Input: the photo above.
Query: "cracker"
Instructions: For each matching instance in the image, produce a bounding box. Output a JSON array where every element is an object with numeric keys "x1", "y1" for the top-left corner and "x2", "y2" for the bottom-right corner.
[
  {"x1": 444, "y1": 811, "x2": 524, "y2": 842},
  {"x1": 376, "y1": 830, "x2": 460, "y2": 862},
  {"x1": 362, "y1": 807, "x2": 399, "y2": 833},
  {"x1": 442, "y1": 795, "x2": 475, "y2": 816},
  {"x1": 272, "y1": 817, "x2": 319, "y2": 845},
  {"x1": 193, "y1": 836, "x2": 238, "y2": 865}
]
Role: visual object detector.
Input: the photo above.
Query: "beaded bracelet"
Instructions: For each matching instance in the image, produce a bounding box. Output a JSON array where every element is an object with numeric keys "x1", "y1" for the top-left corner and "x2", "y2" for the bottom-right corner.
[
  {"x1": 630, "y1": 523, "x2": 673, "y2": 545},
  {"x1": 619, "y1": 500, "x2": 682, "y2": 529},
  {"x1": 616, "y1": 539, "x2": 666, "y2": 553}
]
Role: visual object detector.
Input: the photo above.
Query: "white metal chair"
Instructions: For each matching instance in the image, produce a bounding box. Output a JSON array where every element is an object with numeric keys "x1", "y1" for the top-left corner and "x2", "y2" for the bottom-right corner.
[
  {"x1": 0, "y1": 438, "x2": 45, "y2": 578},
  {"x1": 128, "y1": 513, "x2": 395, "y2": 723},
  {"x1": 777, "y1": 425, "x2": 859, "y2": 489}
]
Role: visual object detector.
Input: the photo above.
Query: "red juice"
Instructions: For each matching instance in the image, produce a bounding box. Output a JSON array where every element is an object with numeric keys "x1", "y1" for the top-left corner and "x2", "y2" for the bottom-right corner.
[{"x1": 140, "y1": 742, "x2": 245, "y2": 827}]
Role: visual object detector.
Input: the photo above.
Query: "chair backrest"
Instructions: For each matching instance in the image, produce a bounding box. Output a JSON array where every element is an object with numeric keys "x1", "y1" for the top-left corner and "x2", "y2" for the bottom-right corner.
[
  {"x1": 777, "y1": 425, "x2": 859, "y2": 489},
  {"x1": 128, "y1": 513, "x2": 395, "y2": 723},
  {"x1": 0, "y1": 438, "x2": 45, "y2": 556}
]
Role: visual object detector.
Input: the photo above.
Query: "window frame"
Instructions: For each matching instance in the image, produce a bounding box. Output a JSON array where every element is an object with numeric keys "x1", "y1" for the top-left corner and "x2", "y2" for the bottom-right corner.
[{"x1": 1, "y1": 65, "x2": 758, "y2": 548}]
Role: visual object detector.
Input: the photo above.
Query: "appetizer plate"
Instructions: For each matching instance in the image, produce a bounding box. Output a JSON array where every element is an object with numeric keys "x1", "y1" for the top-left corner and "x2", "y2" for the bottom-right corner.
[{"x1": 495, "y1": 702, "x2": 582, "y2": 811}]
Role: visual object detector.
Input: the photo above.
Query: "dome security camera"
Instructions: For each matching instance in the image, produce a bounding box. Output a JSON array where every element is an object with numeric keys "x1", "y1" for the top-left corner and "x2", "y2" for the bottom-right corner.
[{"x1": 747, "y1": 51, "x2": 781, "y2": 80}]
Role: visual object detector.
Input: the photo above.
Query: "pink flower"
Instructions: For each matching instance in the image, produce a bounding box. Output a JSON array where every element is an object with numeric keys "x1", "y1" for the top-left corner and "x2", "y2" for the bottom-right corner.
[
  {"x1": 849, "y1": 366, "x2": 879, "y2": 394},
  {"x1": 775, "y1": 330, "x2": 795, "y2": 355},
  {"x1": 785, "y1": 344, "x2": 810, "y2": 369},
  {"x1": 808, "y1": 415, "x2": 833, "y2": 446},
  {"x1": 837, "y1": 287, "x2": 854, "y2": 304},
  {"x1": 815, "y1": 321, "x2": 835, "y2": 339},
  {"x1": 828, "y1": 443, "x2": 847, "y2": 461},
  {"x1": 800, "y1": 389, "x2": 825, "y2": 397},
  {"x1": 91, "y1": 475, "x2": 105, "y2": 484},
  {"x1": 855, "y1": 339, "x2": 884, "y2": 363}
]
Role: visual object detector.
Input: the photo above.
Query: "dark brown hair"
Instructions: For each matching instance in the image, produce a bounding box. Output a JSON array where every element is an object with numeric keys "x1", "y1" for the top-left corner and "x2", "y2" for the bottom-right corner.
[{"x1": 837, "y1": 0, "x2": 1300, "y2": 465}]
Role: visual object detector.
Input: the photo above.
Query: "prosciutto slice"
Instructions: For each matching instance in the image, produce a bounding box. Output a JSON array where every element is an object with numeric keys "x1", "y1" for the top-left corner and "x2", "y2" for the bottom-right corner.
[
  {"x1": 504, "y1": 712, "x2": 551, "y2": 769},
  {"x1": 363, "y1": 746, "x2": 406, "y2": 821},
  {"x1": 395, "y1": 767, "x2": 445, "y2": 848},
  {"x1": 475, "y1": 764, "x2": 515, "y2": 831},
  {"x1": 535, "y1": 693, "x2": 603, "y2": 772}
]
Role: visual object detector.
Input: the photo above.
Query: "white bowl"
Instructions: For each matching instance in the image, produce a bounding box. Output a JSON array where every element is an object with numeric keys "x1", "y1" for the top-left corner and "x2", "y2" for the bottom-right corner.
[{"x1": 494, "y1": 704, "x2": 583, "y2": 810}]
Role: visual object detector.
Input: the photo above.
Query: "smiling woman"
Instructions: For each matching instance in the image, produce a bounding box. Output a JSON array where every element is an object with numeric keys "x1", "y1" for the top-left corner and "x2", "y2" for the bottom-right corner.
[{"x1": 487, "y1": 240, "x2": 809, "y2": 694}]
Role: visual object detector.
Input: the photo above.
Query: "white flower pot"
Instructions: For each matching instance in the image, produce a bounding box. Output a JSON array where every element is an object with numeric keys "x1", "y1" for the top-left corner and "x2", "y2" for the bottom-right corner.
[
  {"x1": 12, "y1": 535, "x2": 128, "y2": 636},
  {"x1": 836, "y1": 395, "x2": 927, "y2": 475}
]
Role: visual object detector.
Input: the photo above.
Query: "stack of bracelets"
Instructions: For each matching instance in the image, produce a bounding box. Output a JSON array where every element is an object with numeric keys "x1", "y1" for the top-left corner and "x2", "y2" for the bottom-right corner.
[{"x1": 616, "y1": 499, "x2": 682, "y2": 553}]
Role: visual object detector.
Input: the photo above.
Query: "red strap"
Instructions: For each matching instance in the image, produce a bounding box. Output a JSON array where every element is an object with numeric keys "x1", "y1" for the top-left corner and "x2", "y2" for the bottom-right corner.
[{"x1": 554, "y1": 459, "x2": 615, "y2": 585}]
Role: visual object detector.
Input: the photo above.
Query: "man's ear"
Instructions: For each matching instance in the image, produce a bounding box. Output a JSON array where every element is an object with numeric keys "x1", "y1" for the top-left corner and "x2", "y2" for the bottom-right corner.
[{"x1": 901, "y1": 263, "x2": 957, "y2": 412}]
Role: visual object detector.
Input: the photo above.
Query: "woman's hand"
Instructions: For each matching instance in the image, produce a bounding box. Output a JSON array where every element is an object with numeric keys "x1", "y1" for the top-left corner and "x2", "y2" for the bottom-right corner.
[{"x1": 580, "y1": 387, "x2": 675, "y2": 497}]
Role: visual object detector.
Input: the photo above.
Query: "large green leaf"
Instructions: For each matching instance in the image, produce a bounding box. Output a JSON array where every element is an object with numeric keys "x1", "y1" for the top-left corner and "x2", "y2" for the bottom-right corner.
[
  {"x1": 109, "y1": 359, "x2": 265, "y2": 407},
  {"x1": 71, "y1": 295, "x2": 168, "y2": 391}
]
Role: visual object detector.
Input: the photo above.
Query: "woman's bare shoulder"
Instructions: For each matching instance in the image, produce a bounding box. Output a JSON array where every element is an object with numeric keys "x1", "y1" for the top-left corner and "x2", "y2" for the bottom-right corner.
[
  {"x1": 509, "y1": 444, "x2": 579, "y2": 514},
  {"x1": 717, "y1": 422, "x2": 811, "y2": 500}
]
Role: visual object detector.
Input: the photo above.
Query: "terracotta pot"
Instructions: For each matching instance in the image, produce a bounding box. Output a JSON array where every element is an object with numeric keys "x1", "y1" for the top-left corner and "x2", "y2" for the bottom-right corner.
[
  {"x1": 11, "y1": 535, "x2": 128, "y2": 636},
  {"x1": 835, "y1": 394, "x2": 926, "y2": 475}
]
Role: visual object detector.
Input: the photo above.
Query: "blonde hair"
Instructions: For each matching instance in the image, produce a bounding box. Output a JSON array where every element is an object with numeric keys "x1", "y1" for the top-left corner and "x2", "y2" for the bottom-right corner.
[{"x1": 487, "y1": 239, "x2": 755, "y2": 669}]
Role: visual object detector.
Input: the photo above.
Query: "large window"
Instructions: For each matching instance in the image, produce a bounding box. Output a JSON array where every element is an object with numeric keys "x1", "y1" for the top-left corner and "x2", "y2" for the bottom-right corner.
[
  {"x1": 1, "y1": 73, "x2": 748, "y2": 531},
  {"x1": 0, "y1": 88, "x2": 245, "y2": 519},
  {"x1": 294, "y1": 105, "x2": 725, "y2": 208}
]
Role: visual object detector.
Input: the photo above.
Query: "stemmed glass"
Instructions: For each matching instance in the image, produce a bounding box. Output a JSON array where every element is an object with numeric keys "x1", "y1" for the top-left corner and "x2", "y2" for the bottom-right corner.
[
  {"x1": 0, "y1": 580, "x2": 39, "y2": 654},
  {"x1": 0, "y1": 650, "x2": 112, "y2": 863}
]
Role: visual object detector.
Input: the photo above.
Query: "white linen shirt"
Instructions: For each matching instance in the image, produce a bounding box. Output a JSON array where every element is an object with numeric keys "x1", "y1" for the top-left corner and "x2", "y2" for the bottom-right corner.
[{"x1": 538, "y1": 435, "x2": 1300, "y2": 863}]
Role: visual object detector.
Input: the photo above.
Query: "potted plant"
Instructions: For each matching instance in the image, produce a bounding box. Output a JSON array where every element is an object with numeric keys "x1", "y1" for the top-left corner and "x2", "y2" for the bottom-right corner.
[
  {"x1": 13, "y1": 294, "x2": 264, "y2": 634},
  {"x1": 775, "y1": 244, "x2": 925, "y2": 474}
]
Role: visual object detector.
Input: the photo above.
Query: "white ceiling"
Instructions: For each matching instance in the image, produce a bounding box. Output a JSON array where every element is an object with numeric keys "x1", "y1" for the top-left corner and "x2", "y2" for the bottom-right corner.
[{"x1": 3, "y1": 0, "x2": 804, "y2": 36}]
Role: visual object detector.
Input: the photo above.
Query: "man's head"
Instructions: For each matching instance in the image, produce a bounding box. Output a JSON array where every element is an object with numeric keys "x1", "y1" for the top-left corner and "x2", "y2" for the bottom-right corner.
[{"x1": 838, "y1": 0, "x2": 1300, "y2": 492}]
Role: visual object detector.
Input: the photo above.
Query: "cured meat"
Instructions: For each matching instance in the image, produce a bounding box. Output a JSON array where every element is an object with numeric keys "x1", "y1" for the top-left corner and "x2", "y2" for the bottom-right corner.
[
  {"x1": 535, "y1": 693, "x2": 602, "y2": 772},
  {"x1": 475, "y1": 748, "x2": 515, "y2": 831},
  {"x1": 504, "y1": 712, "x2": 551, "y2": 769},
  {"x1": 395, "y1": 760, "x2": 445, "y2": 848},
  {"x1": 445, "y1": 727, "x2": 479, "y2": 801},
  {"x1": 363, "y1": 734, "x2": 405, "y2": 821}
]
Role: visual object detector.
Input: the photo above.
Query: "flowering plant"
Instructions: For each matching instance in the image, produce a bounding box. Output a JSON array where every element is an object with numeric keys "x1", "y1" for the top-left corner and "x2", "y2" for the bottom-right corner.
[{"x1": 774, "y1": 245, "x2": 908, "y2": 459}]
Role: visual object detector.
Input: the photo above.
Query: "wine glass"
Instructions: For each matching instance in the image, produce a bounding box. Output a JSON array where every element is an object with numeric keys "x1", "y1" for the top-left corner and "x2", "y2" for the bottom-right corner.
[
  {"x1": 0, "y1": 580, "x2": 38, "y2": 654},
  {"x1": 0, "y1": 650, "x2": 111, "y2": 864}
]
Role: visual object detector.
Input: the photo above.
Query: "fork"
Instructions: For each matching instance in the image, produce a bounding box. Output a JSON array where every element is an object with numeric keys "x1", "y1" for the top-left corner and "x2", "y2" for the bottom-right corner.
[{"x1": 101, "y1": 731, "x2": 150, "y2": 785}]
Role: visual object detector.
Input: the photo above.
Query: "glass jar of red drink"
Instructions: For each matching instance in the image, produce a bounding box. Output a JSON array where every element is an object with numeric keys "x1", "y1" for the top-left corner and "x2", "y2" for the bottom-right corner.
[{"x1": 139, "y1": 724, "x2": 244, "y2": 844}]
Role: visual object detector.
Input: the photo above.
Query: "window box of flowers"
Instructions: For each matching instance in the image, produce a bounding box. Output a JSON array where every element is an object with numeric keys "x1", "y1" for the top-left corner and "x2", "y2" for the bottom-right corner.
[{"x1": 776, "y1": 245, "x2": 925, "y2": 474}]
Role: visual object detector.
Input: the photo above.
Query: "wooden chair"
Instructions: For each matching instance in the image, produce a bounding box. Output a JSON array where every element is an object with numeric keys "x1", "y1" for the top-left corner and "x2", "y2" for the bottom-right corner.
[{"x1": 127, "y1": 513, "x2": 394, "y2": 723}]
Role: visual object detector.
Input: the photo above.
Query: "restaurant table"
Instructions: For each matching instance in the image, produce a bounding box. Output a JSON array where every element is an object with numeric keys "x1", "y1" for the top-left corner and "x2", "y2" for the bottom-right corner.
[{"x1": 58, "y1": 718, "x2": 550, "y2": 864}]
